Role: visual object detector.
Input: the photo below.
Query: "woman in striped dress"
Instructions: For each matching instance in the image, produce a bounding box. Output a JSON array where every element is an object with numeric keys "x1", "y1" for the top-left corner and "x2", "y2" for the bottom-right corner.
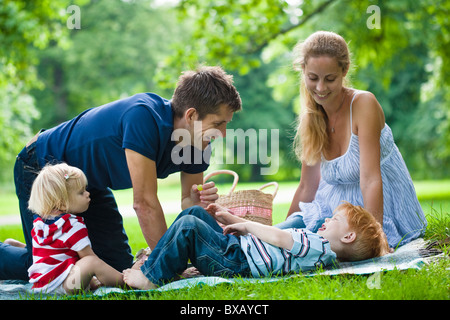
[{"x1": 283, "y1": 31, "x2": 427, "y2": 248}]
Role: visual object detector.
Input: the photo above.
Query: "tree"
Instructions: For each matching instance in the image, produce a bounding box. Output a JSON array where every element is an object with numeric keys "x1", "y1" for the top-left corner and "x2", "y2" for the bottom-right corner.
[
  {"x1": 0, "y1": 0, "x2": 71, "y2": 181},
  {"x1": 31, "y1": 0, "x2": 183, "y2": 128},
  {"x1": 160, "y1": 0, "x2": 450, "y2": 179},
  {"x1": 219, "y1": 58, "x2": 298, "y2": 181}
]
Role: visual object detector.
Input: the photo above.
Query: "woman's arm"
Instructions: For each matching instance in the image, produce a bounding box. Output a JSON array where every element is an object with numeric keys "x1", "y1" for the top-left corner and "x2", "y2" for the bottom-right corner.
[
  {"x1": 287, "y1": 161, "x2": 321, "y2": 217},
  {"x1": 353, "y1": 92, "x2": 385, "y2": 225},
  {"x1": 224, "y1": 221, "x2": 294, "y2": 251}
]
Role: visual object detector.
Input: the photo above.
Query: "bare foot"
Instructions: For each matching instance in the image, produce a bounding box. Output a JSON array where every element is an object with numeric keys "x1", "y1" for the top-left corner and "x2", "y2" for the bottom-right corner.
[
  {"x1": 89, "y1": 276, "x2": 103, "y2": 291},
  {"x1": 4, "y1": 238, "x2": 26, "y2": 248},
  {"x1": 123, "y1": 268, "x2": 157, "y2": 290}
]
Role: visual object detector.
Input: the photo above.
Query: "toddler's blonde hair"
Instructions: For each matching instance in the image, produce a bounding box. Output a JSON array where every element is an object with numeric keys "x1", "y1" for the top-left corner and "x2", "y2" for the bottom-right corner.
[{"x1": 28, "y1": 163, "x2": 88, "y2": 219}]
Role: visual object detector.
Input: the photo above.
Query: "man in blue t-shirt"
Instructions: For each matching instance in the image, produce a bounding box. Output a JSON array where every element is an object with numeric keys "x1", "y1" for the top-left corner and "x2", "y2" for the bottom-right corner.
[{"x1": 1, "y1": 66, "x2": 242, "y2": 280}]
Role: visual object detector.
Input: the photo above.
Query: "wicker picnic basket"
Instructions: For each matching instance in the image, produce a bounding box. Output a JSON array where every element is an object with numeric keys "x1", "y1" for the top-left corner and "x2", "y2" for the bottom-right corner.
[{"x1": 203, "y1": 170, "x2": 278, "y2": 226}]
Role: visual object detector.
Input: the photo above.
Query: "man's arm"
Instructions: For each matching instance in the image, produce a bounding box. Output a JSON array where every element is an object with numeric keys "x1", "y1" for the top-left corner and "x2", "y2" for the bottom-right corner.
[{"x1": 125, "y1": 148, "x2": 167, "y2": 249}]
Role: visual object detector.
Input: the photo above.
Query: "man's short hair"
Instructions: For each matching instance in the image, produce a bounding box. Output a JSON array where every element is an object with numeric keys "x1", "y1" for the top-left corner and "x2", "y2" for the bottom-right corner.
[{"x1": 171, "y1": 66, "x2": 242, "y2": 119}]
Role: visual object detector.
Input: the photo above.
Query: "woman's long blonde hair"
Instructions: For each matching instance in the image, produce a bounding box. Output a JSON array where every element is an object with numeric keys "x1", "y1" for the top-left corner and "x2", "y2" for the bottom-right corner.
[{"x1": 292, "y1": 31, "x2": 351, "y2": 165}]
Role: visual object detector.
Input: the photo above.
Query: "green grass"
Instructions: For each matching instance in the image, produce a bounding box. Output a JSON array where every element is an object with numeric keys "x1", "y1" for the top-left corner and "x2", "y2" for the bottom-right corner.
[
  {"x1": 102, "y1": 260, "x2": 450, "y2": 300},
  {"x1": 1, "y1": 179, "x2": 449, "y2": 300}
]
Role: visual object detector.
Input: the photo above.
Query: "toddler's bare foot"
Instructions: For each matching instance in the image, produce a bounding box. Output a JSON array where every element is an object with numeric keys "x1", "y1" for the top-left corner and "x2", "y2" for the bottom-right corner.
[{"x1": 123, "y1": 268, "x2": 157, "y2": 290}]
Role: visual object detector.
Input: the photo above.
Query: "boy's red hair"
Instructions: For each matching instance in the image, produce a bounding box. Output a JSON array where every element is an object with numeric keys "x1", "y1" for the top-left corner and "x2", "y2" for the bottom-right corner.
[{"x1": 337, "y1": 202, "x2": 389, "y2": 261}]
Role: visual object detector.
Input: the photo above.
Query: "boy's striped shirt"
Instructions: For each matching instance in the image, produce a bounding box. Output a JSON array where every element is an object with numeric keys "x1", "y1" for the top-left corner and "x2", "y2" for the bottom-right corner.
[{"x1": 240, "y1": 228, "x2": 336, "y2": 277}]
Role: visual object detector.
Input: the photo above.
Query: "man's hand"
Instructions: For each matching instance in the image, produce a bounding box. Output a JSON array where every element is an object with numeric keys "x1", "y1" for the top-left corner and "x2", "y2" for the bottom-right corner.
[
  {"x1": 181, "y1": 172, "x2": 218, "y2": 209},
  {"x1": 191, "y1": 181, "x2": 218, "y2": 208}
]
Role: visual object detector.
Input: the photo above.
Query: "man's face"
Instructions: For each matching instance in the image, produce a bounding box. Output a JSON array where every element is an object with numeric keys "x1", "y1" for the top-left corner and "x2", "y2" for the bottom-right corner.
[{"x1": 191, "y1": 104, "x2": 234, "y2": 150}]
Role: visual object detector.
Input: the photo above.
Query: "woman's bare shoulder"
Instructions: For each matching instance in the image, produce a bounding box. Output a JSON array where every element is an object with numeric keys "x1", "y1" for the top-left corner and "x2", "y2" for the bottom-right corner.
[{"x1": 351, "y1": 89, "x2": 385, "y2": 132}]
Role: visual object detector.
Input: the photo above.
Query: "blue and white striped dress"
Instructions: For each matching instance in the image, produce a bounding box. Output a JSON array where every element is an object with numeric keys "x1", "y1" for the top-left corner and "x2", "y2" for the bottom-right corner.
[{"x1": 296, "y1": 91, "x2": 427, "y2": 248}]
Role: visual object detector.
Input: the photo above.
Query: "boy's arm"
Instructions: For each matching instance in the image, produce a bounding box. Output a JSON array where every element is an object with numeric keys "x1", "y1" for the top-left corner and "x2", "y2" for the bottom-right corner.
[
  {"x1": 205, "y1": 203, "x2": 248, "y2": 225},
  {"x1": 224, "y1": 221, "x2": 294, "y2": 251}
]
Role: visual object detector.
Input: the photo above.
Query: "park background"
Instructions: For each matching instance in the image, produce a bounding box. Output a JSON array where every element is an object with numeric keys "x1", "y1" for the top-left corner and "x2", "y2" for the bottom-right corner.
[
  {"x1": 0, "y1": 0, "x2": 449, "y2": 300},
  {"x1": 0, "y1": 0, "x2": 449, "y2": 184},
  {"x1": 1, "y1": 0, "x2": 449, "y2": 221}
]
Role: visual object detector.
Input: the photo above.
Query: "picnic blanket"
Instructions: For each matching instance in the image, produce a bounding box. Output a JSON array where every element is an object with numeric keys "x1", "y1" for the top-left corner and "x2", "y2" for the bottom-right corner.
[{"x1": 0, "y1": 238, "x2": 444, "y2": 300}]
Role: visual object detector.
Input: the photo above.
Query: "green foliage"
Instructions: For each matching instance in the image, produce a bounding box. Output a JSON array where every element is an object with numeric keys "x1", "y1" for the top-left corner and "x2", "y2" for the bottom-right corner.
[
  {"x1": 0, "y1": 0, "x2": 69, "y2": 181},
  {"x1": 0, "y1": 0, "x2": 69, "y2": 88},
  {"x1": 160, "y1": 0, "x2": 450, "y2": 180},
  {"x1": 220, "y1": 59, "x2": 298, "y2": 181},
  {"x1": 0, "y1": 85, "x2": 40, "y2": 181},
  {"x1": 31, "y1": 0, "x2": 181, "y2": 127}
]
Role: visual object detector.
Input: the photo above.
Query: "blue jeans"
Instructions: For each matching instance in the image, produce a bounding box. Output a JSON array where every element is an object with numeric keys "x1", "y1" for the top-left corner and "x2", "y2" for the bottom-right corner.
[
  {"x1": 0, "y1": 140, "x2": 134, "y2": 280},
  {"x1": 0, "y1": 140, "x2": 38, "y2": 280},
  {"x1": 141, "y1": 206, "x2": 251, "y2": 286}
]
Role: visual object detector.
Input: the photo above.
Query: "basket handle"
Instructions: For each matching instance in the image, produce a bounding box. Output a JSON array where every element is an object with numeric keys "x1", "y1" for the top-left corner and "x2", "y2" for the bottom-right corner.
[
  {"x1": 203, "y1": 170, "x2": 239, "y2": 196},
  {"x1": 258, "y1": 182, "x2": 279, "y2": 198}
]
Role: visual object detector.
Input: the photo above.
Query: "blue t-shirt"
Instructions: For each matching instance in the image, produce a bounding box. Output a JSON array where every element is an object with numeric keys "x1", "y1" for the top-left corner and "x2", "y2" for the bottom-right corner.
[{"x1": 36, "y1": 93, "x2": 209, "y2": 190}]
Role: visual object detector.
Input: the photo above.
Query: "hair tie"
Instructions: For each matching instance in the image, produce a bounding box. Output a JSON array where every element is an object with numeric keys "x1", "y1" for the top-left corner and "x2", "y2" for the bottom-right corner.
[{"x1": 64, "y1": 174, "x2": 70, "y2": 180}]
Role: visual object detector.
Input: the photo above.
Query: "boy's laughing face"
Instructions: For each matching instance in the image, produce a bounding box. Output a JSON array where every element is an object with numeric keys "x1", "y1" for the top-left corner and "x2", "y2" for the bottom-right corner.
[{"x1": 317, "y1": 210, "x2": 353, "y2": 245}]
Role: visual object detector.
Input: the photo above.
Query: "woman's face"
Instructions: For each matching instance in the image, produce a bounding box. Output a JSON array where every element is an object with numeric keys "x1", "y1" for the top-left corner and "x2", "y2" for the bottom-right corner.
[{"x1": 303, "y1": 56, "x2": 347, "y2": 106}]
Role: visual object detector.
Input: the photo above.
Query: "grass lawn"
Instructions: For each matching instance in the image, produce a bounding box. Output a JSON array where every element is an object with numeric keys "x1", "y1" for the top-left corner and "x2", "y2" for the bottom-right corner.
[{"x1": 0, "y1": 179, "x2": 449, "y2": 300}]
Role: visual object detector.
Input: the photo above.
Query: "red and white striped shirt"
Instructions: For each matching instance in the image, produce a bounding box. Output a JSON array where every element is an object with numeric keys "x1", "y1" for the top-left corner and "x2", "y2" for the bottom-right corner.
[{"x1": 28, "y1": 213, "x2": 91, "y2": 293}]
